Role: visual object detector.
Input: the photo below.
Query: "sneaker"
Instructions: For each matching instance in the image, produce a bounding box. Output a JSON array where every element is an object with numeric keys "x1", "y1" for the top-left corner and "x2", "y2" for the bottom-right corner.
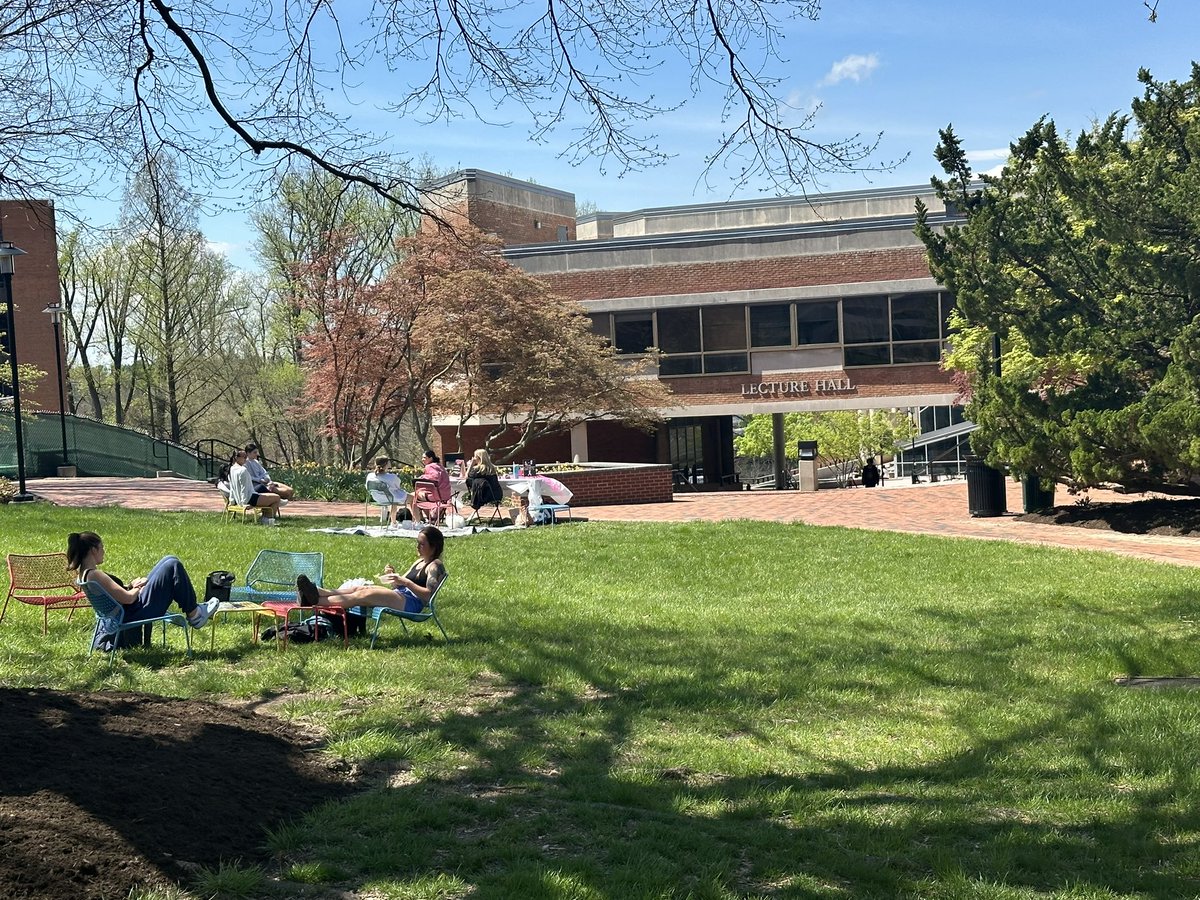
[
  {"x1": 189, "y1": 598, "x2": 220, "y2": 629},
  {"x1": 296, "y1": 574, "x2": 320, "y2": 607},
  {"x1": 278, "y1": 499, "x2": 289, "y2": 506},
  {"x1": 261, "y1": 517, "x2": 276, "y2": 526}
]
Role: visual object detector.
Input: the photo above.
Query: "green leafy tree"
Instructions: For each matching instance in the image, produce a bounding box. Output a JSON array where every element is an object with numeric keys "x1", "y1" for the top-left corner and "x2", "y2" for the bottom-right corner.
[
  {"x1": 917, "y1": 65, "x2": 1200, "y2": 493},
  {"x1": 735, "y1": 410, "x2": 915, "y2": 485}
]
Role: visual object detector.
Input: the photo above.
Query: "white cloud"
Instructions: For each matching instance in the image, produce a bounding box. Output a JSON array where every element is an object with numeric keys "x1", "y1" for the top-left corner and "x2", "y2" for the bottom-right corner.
[
  {"x1": 820, "y1": 54, "x2": 879, "y2": 86},
  {"x1": 206, "y1": 240, "x2": 236, "y2": 257},
  {"x1": 966, "y1": 148, "x2": 1010, "y2": 163}
]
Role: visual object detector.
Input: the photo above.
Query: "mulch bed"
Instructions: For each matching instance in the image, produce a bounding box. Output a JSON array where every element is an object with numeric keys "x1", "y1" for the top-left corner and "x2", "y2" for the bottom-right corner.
[
  {"x1": 1016, "y1": 497, "x2": 1200, "y2": 537},
  {"x1": 0, "y1": 688, "x2": 354, "y2": 900}
]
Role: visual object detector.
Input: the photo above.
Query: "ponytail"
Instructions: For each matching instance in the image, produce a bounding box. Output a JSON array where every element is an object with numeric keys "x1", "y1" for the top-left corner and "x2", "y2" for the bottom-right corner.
[{"x1": 66, "y1": 531, "x2": 102, "y2": 572}]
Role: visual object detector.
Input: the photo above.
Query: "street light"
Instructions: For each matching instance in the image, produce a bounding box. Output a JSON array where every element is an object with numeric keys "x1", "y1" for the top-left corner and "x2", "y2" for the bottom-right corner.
[
  {"x1": 0, "y1": 240, "x2": 34, "y2": 502},
  {"x1": 42, "y1": 303, "x2": 70, "y2": 468}
]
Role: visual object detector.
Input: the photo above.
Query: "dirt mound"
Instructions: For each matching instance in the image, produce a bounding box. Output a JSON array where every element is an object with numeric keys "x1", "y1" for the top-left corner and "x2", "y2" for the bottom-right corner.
[
  {"x1": 1016, "y1": 497, "x2": 1200, "y2": 536},
  {"x1": 0, "y1": 689, "x2": 353, "y2": 900}
]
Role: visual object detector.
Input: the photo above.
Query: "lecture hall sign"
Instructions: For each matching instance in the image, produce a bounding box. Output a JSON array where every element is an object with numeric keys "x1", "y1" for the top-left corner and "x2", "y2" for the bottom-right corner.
[{"x1": 740, "y1": 378, "x2": 855, "y2": 397}]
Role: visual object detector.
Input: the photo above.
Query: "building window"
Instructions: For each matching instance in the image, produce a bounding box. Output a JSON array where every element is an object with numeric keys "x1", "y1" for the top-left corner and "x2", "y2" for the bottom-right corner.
[
  {"x1": 842, "y1": 295, "x2": 890, "y2": 344},
  {"x1": 701, "y1": 305, "x2": 746, "y2": 352},
  {"x1": 587, "y1": 313, "x2": 612, "y2": 346},
  {"x1": 658, "y1": 308, "x2": 701, "y2": 353},
  {"x1": 795, "y1": 300, "x2": 840, "y2": 345},
  {"x1": 891, "y1": 293, "x2": 940, "y2": 341},
  {"x1": 749, "y1": 304, "x2": 791, "y2": 348},
  {"x1": 613, "y1": 311, "x2": 654, "y2": 354}
]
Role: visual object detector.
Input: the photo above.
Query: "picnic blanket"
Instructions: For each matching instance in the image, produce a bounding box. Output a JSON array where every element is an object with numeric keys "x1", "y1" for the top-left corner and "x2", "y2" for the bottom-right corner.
[{"x1": 307, "y1": 523, "x2": 512, "y2": 539}]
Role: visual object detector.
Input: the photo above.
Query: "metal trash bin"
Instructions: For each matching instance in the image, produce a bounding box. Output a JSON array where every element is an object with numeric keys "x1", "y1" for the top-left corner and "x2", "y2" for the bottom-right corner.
[
  {"x1": 1022, "y1": 473, "x2": 1056, "y2": 513},
  {"x1": 965, "y1": 456, "x2": 1007, "y2": 517}
]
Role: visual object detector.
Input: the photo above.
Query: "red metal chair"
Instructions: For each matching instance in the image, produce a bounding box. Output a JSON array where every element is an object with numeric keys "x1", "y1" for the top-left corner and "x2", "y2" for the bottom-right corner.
[{"x1": 3, "y1": 553, "x2": 89, "y2": 634}]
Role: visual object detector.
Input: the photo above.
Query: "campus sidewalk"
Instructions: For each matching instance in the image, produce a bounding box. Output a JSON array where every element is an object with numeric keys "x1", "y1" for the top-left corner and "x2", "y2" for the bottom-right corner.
[{"x1": 24, "y1": 475, "x2": 1200, "y2": 569}]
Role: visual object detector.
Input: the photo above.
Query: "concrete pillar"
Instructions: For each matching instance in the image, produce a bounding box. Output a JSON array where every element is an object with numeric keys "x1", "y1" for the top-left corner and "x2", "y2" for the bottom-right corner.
[{"x1": 570, "y1": 422, "x2": 589, "y2": 462}]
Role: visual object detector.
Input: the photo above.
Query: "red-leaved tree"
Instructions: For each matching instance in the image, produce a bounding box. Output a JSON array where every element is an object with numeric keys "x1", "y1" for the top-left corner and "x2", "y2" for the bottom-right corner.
[{"x1": 299, "y1": 224, "x2": 669, "y2": 466}]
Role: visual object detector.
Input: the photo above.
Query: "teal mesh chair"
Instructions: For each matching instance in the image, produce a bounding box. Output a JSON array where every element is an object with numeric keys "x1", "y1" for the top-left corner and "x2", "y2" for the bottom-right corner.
[
  {"x1": 230, "y1": 550, "x2": 324, "y2": 604},
  {"x1": 229, "y1": 550, "x2": 336, "y2": 647},
  {"x1": 349, "y1": 575, "x2": 450, "y2": 648},
  {"x1": 81, "y1": 579, "x2": 193, "y2": 668}
]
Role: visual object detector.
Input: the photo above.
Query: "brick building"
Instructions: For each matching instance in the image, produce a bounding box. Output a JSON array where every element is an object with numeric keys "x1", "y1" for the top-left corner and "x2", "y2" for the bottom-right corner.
[
  {"x1": 1, "y1": 200, "x2": 67, "y2": 414},
  {"x1": 425, "y1": 170, "x2": 967, "y2": 484}
]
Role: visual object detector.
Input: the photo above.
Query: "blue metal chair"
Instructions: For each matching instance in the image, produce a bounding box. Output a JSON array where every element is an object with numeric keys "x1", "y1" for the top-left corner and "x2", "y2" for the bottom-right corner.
[
  {"x1": 80, "y1": 579, "x2": 193, "y2": 668},
  {"x1": 349, "y1": 575, "x2": 450, "y2": 648}
]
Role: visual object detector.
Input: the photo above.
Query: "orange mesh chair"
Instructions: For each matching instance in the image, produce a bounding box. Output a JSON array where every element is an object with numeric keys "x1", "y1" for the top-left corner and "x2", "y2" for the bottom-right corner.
[{"x1": 3, "y1": 553, "x2": 89, "y2": 634}]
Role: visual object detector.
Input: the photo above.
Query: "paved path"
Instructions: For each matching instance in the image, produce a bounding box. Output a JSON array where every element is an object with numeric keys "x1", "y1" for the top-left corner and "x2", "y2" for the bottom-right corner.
[{"x1": 24, "y1": 475, "x2": 1200, "y2": 568}]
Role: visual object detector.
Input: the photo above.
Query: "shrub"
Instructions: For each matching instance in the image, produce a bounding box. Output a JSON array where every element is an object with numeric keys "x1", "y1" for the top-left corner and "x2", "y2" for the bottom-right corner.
[
  {"x1": 272, "y1": 463, "x2": 418, "y2": 502},
  {"x1": 0, "y1": 477, "x2": 15, "y2": 504}
]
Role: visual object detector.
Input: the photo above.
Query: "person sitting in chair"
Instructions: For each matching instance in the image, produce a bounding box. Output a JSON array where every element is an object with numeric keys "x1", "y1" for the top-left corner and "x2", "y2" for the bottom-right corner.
[
  {"x1": 244, "y1": 443, "x2": 295, "y2": 500},
  {"x1": 223, "y1": 449, "x2": 283, "y2": 525},
  {"x1": 464, "y1": 449, "x2": 504, "y2": 523},
  {"x1": 67, "y1": 531, "x2": 219, "y2": 646},
  {"x1": 296, "y1": 525, "x2": 446, "y2": 614},
  {"x1": 408, "y1": 450, "x2": 452, "y2": 524},
  {"x1": 366, "y1": 456, "x2": 408, "y2": 526}
]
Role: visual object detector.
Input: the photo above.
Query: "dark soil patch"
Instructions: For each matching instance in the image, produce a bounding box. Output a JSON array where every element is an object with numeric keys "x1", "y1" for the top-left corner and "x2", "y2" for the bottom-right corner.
[
  {"x1": 0, "y1": 688, "x2": 354, "y2": 900},
  {"x1": 1016, "y1": 497, "x2": 1200, "y2": 536}
]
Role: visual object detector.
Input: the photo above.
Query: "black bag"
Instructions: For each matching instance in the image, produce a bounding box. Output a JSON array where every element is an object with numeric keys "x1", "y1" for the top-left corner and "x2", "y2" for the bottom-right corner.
[
  {"x1": 93, "y1": 622, "x2": 153, "y2": 651},
  {"x1": 260, "y1": 614, "x2": 339, "y2": 644},
  {"x1": 205, "y1": 570, "x2": 235, "y2": 603}
]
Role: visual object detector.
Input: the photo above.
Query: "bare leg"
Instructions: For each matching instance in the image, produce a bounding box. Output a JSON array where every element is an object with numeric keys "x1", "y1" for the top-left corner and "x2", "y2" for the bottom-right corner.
[{"x1": 314, "y1": 583, "x2": 401, "y2": 608}]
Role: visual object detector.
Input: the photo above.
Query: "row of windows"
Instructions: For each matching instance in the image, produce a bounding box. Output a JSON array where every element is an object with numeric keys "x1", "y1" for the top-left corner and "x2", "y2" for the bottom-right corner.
[{"x1": 589, "y1": 293, "x2": 955, "y2": 375}]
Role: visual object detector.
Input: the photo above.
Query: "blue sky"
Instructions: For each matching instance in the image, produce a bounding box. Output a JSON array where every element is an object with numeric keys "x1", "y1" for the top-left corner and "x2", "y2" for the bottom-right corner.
[{"x1": 60, "y1": 0, "x2": 1200, "y2": 270}]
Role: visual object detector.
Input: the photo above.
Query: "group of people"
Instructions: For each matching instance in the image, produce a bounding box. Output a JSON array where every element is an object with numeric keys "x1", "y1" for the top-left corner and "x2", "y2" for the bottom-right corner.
[
  {"x1": 368, "y1": 448, "x2": 516, "y2": 527},
  {"x1": 217, "y1": 443, "x2": 295, "y2": 525},
  {"x1": 71, "y1": 521, "x2": 448, "y2": 649},
  {"x1": 75, "y1": 444, "x2": 542, "y2": 650}
]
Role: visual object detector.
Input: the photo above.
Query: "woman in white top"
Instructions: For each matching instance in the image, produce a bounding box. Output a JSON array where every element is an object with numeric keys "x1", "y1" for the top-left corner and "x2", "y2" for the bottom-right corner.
[
  {"x1": 223, "y1": 449, "x2": 282, "y2": 523},
  {"x1": 366, "y1": 456, "x2": 409, "y2": 526}
]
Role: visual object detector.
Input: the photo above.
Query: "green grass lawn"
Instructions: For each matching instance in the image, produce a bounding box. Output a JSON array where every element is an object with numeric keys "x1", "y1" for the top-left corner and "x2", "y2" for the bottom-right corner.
[{"x1": 3, "y1": 505, "x2": 1200, "y2": 899}]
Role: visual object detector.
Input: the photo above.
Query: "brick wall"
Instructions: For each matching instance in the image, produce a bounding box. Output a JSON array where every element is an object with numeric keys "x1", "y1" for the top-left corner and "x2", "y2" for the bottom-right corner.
[
  {"x1": 538, "y1": 246, "x2": 930, "y2": 300},
  {"x1": 549, "y1": 463, "x2": 673, "y2": 506},
  {"x1": 467, "y1": 198, "x2": 575, "y2": 247},
  {"x1": 435, "y1": 424, "x2": 572, "y2": 465},
  {"x1": 0, "y1": 201, "x2": 64, "y2": 413}
]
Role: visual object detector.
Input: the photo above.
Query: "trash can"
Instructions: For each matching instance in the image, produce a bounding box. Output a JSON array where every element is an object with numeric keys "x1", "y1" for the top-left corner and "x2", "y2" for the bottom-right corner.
[
  {"x1": 1022, "y1": 473, "x2": 1056, "y2": 513},
  {"x1": 965, "y1": 456, "x2": 1007, "y2": 517},
  {"x1": 205, "y1": 571, "x2": 235, "y2": 604}
]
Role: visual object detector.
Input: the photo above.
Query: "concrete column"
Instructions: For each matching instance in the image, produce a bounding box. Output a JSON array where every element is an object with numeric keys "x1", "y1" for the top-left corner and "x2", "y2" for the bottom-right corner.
[{"x1": 570, "y1": 422, "x2": 589, "y2": 462}]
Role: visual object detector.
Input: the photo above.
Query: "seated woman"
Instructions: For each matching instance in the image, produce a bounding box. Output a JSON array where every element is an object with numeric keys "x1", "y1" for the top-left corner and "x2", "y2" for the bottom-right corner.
[
  {"x1": 224, "y1": 449, "x2": 283, "y2": 525},
  {"x1": 366, "y1": 456, "x2": 409, "y2": 526},
  {"x1": 464, "y1": 448, "x2": 504, "y2": 521},
  {"x1": 408, "y1": 450, "x2": 452, "y2": 524},
  {"x1": 67, "y1": 531, "x2": 219, "y2": 646},
  {"x1": 297, "y1": 525, "x2": 446, "y2": 614}
]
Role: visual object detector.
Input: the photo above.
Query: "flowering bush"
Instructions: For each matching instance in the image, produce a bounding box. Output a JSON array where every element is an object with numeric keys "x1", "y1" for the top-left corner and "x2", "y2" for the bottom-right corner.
[
  {"x1": 273, "y1": 463, "x2": 418, "y2": 502},
  {"x1": 0, "y1": 477, "x2": 15, "y2": 504}
]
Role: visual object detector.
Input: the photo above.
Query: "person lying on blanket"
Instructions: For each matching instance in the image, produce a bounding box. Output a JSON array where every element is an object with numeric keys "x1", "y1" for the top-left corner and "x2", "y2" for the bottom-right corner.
[{"x1": 296, "y1": 525, "x2": 446, "y2": 614}]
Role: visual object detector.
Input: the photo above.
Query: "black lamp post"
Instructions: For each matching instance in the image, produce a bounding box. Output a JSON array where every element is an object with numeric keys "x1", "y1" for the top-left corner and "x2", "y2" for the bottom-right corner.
[
  {"x1": 1, "y1": 240, "x2": 34, "y2": 501},
  {"x1": 42, "y1": 303, "x2": 69, "y2": 468}
]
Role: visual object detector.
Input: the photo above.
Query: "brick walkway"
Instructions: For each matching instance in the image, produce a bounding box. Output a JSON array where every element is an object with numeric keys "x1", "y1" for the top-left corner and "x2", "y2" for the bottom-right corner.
[{"x1": 24, "y1": 475, "x2": 1200, "y2": 568}]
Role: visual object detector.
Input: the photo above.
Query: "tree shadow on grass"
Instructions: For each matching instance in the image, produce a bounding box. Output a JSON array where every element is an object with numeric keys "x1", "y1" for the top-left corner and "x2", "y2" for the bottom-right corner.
[
  {"x1": 0, "y1": 688, "x2": 351, "y2": 900},
  {"x1": 279, "y1": 616, "x2": 1200, "y2": 898}
]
